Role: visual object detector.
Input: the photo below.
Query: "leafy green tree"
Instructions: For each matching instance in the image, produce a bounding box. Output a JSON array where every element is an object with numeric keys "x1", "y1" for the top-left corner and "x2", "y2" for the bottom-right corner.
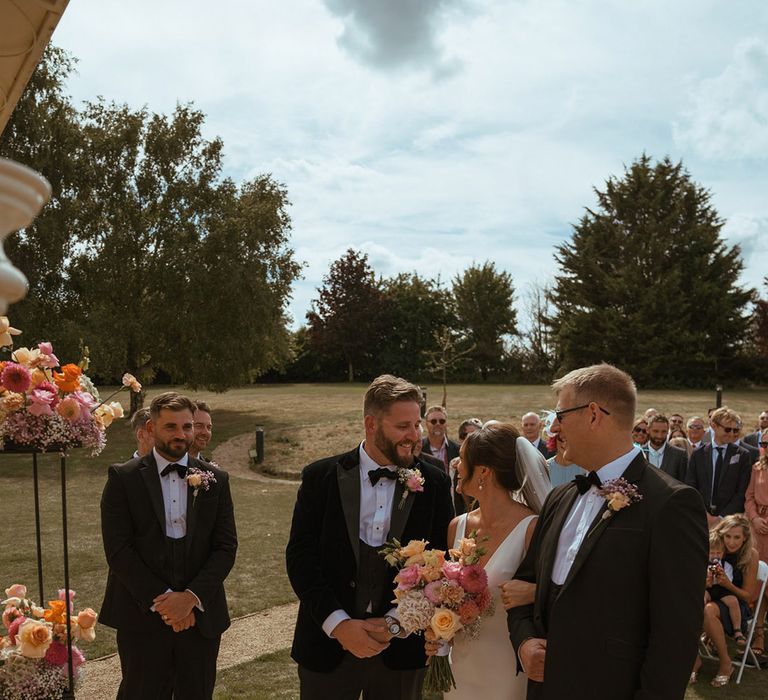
[
  {"x1": 550, "y1": 155, "x2": 754, "y2": 386},
  {"x1": 306, "y1": 249, "x2": 386, "y2": 381},
  {"x1": 452, "y1": 262, "x2": 518, "y2": 379},
  {"x1": 377, "y1": 273, "x2": 457, "y2": 380}
]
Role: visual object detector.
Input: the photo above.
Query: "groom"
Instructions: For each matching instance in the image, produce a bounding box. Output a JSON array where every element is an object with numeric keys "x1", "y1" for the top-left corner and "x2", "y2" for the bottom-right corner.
[
  {"x1": 507, "y1": 364, "x2": 708, "y2": 700},
  {"x1": 100, "y1": 392, "x2": 237, "y2": 699},
  {"x1": 286, "y1": 374, "x2": 454, "y2": 700}
]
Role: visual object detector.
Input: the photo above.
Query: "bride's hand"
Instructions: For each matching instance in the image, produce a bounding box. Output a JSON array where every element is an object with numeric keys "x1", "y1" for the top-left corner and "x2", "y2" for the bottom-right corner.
[
  {"x1": 500, "y1": 580, "x2": 536, "y2": 609},
  {"x1": 424, "y1": 628, "x2": 448, "y2": 658}
]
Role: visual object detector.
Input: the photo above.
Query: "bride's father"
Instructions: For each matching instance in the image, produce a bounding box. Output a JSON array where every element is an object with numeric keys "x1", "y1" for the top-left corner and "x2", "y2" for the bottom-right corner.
[
  {"x1": 100, "y1": 392, "x2": 237, "y2": 699},
  {"x1": 507, "y1": 364, "x2": 708, "y2": 700},
  {"x1": 286, "y1": 375, "x2": 453, "y2": 700}
]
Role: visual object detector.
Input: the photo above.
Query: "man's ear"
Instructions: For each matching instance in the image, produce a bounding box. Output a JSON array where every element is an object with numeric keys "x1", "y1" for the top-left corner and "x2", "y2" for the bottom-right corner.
[{"x1": 364, "y1": 414, "x2": 376, "y2": 434}]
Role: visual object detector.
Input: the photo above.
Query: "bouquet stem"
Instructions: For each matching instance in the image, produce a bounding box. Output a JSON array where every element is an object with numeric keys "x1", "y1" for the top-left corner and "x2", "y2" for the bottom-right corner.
[{"x1": 424, "y1": 644, "x2": 455, "y2": 693}]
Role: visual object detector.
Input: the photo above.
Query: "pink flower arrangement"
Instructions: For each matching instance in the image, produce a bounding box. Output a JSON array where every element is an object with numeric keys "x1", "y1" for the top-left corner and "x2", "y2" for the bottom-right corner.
[
  {"x1": 381, "y1": 531, "x2": 493, "y2": 693},
  {"x1": 0, "y1": 323, "x2": 141, "y2": 455},
  {"x1": 0, "y1": 582, "x2": 97, "y2": 698}
]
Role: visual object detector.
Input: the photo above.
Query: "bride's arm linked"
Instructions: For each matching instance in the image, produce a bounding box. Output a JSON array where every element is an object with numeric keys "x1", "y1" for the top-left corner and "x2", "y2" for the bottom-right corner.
[{"x1": 500, "y1": 517, "x2": 538, "y2": 609}]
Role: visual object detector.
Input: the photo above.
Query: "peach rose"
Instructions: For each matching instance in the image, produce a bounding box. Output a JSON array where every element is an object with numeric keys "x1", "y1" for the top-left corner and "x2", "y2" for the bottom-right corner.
[
  {"x1": 5, "y1": 584, "x2": 26, "y2": 599},
  {"x1": 74, "y1": 608, "x2": 98, "y2": 642},
  {"x1": 459, "y1": 538, "x2": 477, "y2": 559},
  {"x1": 422, "y1": 549, "x2": 446, "y2": 569},
  {"x1": 109, "y1": 401, "x2": 125, "y2": 419},
  {"x1": 429, "y1": 607, "x2": 462, "y2": 641},
  {"x1": 187, "y1": 473, "x2": 202, "y2": 489},
  {"x1": 122, "y1": 373, "x2": 142, "y2": 393},
  {"x1": 17, "y1": 619, "x2": 52, "y2": 658},
  {"x1": 399, "y1": 539, "x2": 427, "y2": 559},
  {"x1": 607, "y1": 492, "x2": 630, "y2": 511}
]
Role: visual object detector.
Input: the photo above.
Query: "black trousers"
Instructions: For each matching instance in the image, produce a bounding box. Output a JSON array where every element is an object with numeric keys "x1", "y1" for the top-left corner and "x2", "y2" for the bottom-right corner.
[
  {"x1": 116, "y1": 625, "x2": 220, "y2": 700},
  {"x1": 298, "y1": 654, "x2": 425, "y2": 700}
]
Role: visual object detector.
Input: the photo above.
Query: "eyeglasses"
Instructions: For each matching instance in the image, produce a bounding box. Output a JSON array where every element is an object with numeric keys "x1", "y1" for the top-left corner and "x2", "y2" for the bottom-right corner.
[
  {"x1": 715, "y1": 423, "x2": 739, "y2": 434},
  {"x1": 429, "y1": 418, "x2": 446, "y2": 425},
  {"x1": 760, "y1": 441, "x2": 768, "y2": 448},
  {"x1": 688, "y1": 424, "x2": 704, "y2": 430},
  {"x1": 554, "y1": 403, "x2": 611, "y2": 423},
  {"x1": 633, "y1": 427, "x2": 647, "y2": 434}
]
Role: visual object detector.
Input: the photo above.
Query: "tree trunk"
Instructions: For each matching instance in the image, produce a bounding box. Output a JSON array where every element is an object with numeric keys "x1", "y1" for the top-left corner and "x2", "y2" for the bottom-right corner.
[
  {"x1": 348, "y1": 358, "x2": 354, "y2": 382},
  {"x1": 441, "y1": 367, "x2": 447, "y2": 408},
  {"x1": 129, "y1": 387, "x2": 145, "y2": 417}
]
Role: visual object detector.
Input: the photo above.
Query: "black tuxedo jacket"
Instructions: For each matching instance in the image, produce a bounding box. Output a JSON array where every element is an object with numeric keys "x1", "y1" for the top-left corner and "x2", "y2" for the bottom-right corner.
[
  {"x1": 286, "y1": 448, "x2": 454, "y2": 673},
  {"x1": 684, "y1": 442, "x2": 752, "y2": 515},
  {"x1": 99, "y1": 454, "x2": 237, "y2": 639},
  {"x1": 508, "y1": 454, "x2": 708, "y2": 700},
  {"x1": 657, "y1": 444, "x2": 688, "y2": 482}
]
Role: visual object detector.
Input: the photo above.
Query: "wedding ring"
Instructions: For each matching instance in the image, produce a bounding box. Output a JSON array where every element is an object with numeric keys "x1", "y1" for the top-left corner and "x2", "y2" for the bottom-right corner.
[{"x1": 162, "y1": 615, "x2": 168, "y2": 621}]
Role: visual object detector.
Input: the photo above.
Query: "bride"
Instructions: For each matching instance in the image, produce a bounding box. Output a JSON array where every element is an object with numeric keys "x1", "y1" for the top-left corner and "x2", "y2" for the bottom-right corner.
[{"x1": 427, "y1": 422, "x2": 552, "y2": 699}]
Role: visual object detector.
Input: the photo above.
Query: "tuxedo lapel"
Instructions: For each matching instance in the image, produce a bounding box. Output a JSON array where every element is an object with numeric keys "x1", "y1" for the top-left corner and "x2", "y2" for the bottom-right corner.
[
  {"x1": 387, "y1": 476, "x2": 414, "y2": 543},
  {"x1": 185, "y1": 459, "x2": 203, "y2": 554},
  {"x1": 337, "y1": 453, "x2": 361, "y2": 567},
  {"x1": 139, "y1": 454, "x2": 165, "y2": 534},
  {"x1": 538, "y1": 485, "x2": 579, "y2": 608},
  {"x1": 701, "y1": 445, "x2": 713, "y2": 503},
  {"x1": 560, "y1": 455, "x2": 646, "y2": 595}
]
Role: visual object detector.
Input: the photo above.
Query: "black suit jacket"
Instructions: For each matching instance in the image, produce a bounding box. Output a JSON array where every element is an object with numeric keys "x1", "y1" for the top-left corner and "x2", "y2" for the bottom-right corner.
[
  {"x1": 99, "y1": 454, "x2": 237, "y2": 639},
  {"x1": 743, "y1": 431, "x2": 761, "y2": 449},
  {"x1": 658, "y1": 444, "x2": 688, "y2": 482},
  {"x1": 420, "y1": 436, "x2": 460, "y2": 468},
  {"x1": 737, "y1": 440, "x2": 759, "y2": 466},
  {"x1": 508, "y1": 454, "x2": 708, "y2": 700},
  {"x1": 685, "y1": 442, "x2": 752, "y2": 516},
  {"x1": 286, "y1": 448, "x2": 454, "y2": 673}
]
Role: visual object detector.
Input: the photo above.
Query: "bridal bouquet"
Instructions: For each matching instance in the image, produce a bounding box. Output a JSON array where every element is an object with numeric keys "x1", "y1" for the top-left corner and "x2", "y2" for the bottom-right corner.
[
  {"x1": 0, "y1": 584, "x2": 98, "y2": 700},
  {"x1": 0, "y1": 318, "x2": 141, "y2": 455},
  {"x1": 381, "y1": 534, "x2": 492, "y2": 692}
]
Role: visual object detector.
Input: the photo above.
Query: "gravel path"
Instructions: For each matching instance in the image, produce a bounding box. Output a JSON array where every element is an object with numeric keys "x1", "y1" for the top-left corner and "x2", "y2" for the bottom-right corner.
[{"x1": 80, "y1": 433, "x2": 299, "y2": 697}]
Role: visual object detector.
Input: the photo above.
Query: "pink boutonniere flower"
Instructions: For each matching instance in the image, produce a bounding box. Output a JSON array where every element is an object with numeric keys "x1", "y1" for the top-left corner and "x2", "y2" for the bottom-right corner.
[
  {"x1": 396, "y1": 467, "x2": 424, "y2": 510},
  {"x1": 185, "y1": 467, "x2": 216, "y2": 504}
]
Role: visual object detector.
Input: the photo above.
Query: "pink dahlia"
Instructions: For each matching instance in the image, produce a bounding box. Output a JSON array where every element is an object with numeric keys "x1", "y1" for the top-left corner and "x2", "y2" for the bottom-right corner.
[
  {"x1": 457, "y1": 599, "x2": 480, "y2": 625},
  {"x1": 475, "y1": 587, "x2": 492, "y2": 612},
  {"x1": 1, "y1": 362, "x2": 31, "y2": 393},
  {"x1": 458, "y1": 564, "x2": 488, "y2": 594},
  {"x1": 44, "y1": 640, "x2": 85, "y2": 670}
]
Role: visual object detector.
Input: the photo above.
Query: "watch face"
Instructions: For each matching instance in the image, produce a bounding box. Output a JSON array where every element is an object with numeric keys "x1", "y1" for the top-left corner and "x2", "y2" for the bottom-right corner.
[{"x1": 390, "y1": 622, "x2": 401, "y2": 635}]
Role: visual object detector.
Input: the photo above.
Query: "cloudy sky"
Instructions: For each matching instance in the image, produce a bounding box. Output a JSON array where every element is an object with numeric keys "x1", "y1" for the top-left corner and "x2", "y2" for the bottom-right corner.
[{"x1": 54, "y1": 0, "x2": 768, "y2": 327}]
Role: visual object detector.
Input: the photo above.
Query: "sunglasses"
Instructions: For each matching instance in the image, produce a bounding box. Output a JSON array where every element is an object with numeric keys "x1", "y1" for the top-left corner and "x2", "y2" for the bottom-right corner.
[
  {"x1": 688, "y1": 424, "x2": 704, "y2": 430},
  {"x1": 429, "y1": 418, "x2": 446, "y2": 425},
  {"x1": 633, "y1": 427, "x2": 647, "y2": 434},
  {"x1": 715, "y1": 423, "x2": 739, "y2": 434},
  {"x1": 760, "y1": 442, "x2": 768, "y2": 448},
  {"x1": 554, "y1": 403, "x2": 611, "y2": 423}
]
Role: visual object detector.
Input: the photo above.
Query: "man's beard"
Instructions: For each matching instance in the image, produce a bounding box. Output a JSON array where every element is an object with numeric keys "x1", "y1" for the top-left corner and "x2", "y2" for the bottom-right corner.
[
  {"x1": 156, "y1": 436, "x2": 191, "y2": 459},
  {"x1": 374, "y1": 425, "x2": 414, "y2": 469},
  {"x1": 649, "y1": 437, "x2": 666, "y2": 450}
]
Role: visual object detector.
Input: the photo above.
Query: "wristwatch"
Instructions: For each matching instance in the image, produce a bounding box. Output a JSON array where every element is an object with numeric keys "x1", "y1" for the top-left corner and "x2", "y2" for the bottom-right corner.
[{"x1": 385, "y1": 615, "x2": 402, "y2": 637}]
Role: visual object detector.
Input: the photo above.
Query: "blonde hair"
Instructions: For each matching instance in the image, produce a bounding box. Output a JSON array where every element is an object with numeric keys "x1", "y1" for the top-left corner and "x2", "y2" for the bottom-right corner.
[
  {"x1": 552, "y1": 363, "x2": 636, "y2": 429},
  {"x1": 710, "y1": 406, "x2": 741, "y2": 428},
  {"x1": 712, "y1": 514, "x2": 754, "y2": 572},
  {"x1": 363, "y1": 375, "x2": 421, "y2": 417}
]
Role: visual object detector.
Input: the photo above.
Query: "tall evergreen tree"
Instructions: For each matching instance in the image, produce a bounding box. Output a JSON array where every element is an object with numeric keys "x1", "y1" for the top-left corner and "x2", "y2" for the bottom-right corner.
[
  {"x1": 550, "y1": 155, "x2": 754, "y2": 386},
  {"x1": 452, "y1": 262, "x2": 517, "y2": 379}
]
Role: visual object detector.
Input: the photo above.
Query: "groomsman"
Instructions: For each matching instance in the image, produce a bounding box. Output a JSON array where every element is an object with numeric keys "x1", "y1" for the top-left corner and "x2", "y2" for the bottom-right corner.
[
  {"x1": 508, "y1": 363, "x2": 707, "y2": 700},
  {"x1": 190, "y1": 400, "x2": 213, "y2": 462},
  {"x1": 100, "y1": 392, "x2": 237, "y2": 699},
  {"x1": 130, "y1": 408, "x2": 152, "y2": 459},
  {"x1": 287, "y1": 375, "x2": 453, "y2": 700}
]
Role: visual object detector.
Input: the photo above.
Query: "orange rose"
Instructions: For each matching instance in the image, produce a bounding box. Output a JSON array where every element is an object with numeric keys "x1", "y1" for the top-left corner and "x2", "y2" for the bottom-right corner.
[
  {"x1": 43, "y1": 600, "x2": 67, "y2": 625},
  {"x1": 53, "y1": 364, "x2": 82, "y2": 393}
]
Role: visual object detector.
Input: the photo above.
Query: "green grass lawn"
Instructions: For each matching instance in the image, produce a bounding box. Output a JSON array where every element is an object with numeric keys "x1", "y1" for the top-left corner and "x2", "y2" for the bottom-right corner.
[{"x1": 1, "y1": 382, "x2": 766, "y2": 695}]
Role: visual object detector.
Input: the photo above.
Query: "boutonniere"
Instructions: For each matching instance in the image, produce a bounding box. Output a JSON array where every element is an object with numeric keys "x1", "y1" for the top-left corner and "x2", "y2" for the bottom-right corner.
[
  {"x1": 591, "y1": 478, "x2": 642, "y2": 533},
  {"x1": 396, "y1": 467, "x2": 424, "y2": 510},
  {"x1": 185, "y1": 467, "x2": 216, "y2": 505}
]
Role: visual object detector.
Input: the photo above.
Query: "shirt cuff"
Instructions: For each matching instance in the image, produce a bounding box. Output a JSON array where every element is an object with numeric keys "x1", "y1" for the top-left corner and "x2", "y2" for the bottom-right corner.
[
  {"x1": 150, "y1": 588, "x2": 173, "y2": 612},
  {"x1": 186, "y1": 589, "x2": 204, "y2": 612},
  {"x1": 322, "y1": 609, "x2": 351, "y2": 638}
]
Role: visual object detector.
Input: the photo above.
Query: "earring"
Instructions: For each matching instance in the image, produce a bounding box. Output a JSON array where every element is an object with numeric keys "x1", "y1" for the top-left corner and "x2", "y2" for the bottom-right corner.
[{"x1": 478, "y1": 478, "x2": 485, "y2": 490}]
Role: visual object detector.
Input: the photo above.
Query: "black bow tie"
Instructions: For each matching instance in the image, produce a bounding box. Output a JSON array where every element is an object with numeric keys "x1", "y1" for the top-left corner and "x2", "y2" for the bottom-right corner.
[
  {"x1": 161, "y1": 463, "x2": 187, "y2": 479},
  {"x1": 368, "y1": 467, "x2": 397, "y2": 486},
  {"x1": 573, "y1": 471, "x2": 602, "y2": 495}
]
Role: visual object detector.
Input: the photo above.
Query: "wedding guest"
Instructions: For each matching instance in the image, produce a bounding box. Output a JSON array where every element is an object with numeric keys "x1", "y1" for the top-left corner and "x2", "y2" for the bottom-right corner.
[
  {"x1": 286, "y1": 375, "x2": 453, "y2": 700},
  {"x1": 100, "y1": 392, "x2": 237, "y2": 699},
  {"x1": 632, "y1": 418, "x2": 649, "y2": 447},
  {"x1": 685, "y1": 407, "x2": 753, "y2": 526},
  {"x1": 643, "y1": 407, "x2": 659, "y2": 420},
  {"x1": 669, "y1": 426, "x2": 687, "y2": 441},
  {"x1": 669, "y1": 413, "x2": 685, "y2": 434},
  {"x1": 415, "y1": 430, "x2": 462, "y2": 514},
  {"x1": 545, "y1": 433, "x2": 585, "y2": 487},
  {"x1": 687, "y1": 416, "x2": 708, "y2": 450},
  {"x1": 692, "y1": 515, "x2": 759, "y2": 688},
  {"x1": 521, "y1": 412, "x2": 554, "y2": 459},
  {"x1": 189, "y1": 400, "x2": 213, "y2": 461},
  {"x1": 130, "y1": 408, "x2": 152, "y2": 459},
  {"x1": 458, "y1": 417, "x2": 483, "y2": 442},
  {"x1": 507, "y1": 363, "x2": 707, "y2": 700},
  {"x1": 703, "y1": 532, "x2": 745, "y2": 646},
  {"x1": 743, "y1": 411, "x2": 768, "y2": 448},
  {"x1": 745, "y1": 443, "x2": 768, "y2": 658},
  {"x1": 733, "y1": 421, "x2": 759, "y2": 465},
  {"x1": 643, "y1": 414, "x2": 688, "y2": 481},
  {"x1": 669, "y1": 436, "x2": 691, "y2": 455},
  {"x1": 421, "y1": 405, "x2": 460, "y2": 472}
]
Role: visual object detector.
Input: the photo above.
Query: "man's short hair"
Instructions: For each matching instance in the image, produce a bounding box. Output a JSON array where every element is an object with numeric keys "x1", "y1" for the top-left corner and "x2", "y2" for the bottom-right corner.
[
  {"x1": 150, "y1": 392, "x2": 196, "y2": 419},
  {"x1": 521, "y1": 412, "x2": 540, "y2": 422},
  {"x1": 425, "y1": 405, "x2": 447, "y2": 418},
  {"x1": 711, "y1": 406, "x2": 741, "y2": 427},
  {"x1": 687, "y1": 416, "x2": 704, "y2": 428},
  {"x1": 552, "y1": 363, "x2": 636, "y2": 429},
  {"x1": 670, "y1": 413, "x2": 684, "y2": 420},
  {"x1": 647, "y1": 414, "x2": 669, "y2": 429},
  {"x1": 194, "y1": 400, "x2": 212, "y2": 414},
  {"x1": 363, "y1": 375, "x2": 421, "y2": 417},
  {"x1": 130, "y1": 408, "x2": 150, "y2": 432},
  {"x1": 458, "y1": 417, "x2": 483, "y2": 440}
]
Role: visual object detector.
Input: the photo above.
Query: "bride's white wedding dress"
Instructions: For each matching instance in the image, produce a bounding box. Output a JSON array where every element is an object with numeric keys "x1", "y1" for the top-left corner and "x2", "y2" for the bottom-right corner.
[{"x1": 446, "y1": 512, "x2": 534, "y2": 699}]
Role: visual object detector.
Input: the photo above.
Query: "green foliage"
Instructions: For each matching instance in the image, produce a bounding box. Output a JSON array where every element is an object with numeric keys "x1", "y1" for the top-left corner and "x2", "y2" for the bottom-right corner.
[
  {"x1": 550, "y1": 155, "x2": 755, "y2": 387},
  {"x1": 306, "y1": 249, "x2": 386, "y2": 381},
  {"x1": 0, "y1": 47, "x2": 301, "y2": 393},
  {"x1": 452, "y1": 262, "x2": 518, "y2": 379}
]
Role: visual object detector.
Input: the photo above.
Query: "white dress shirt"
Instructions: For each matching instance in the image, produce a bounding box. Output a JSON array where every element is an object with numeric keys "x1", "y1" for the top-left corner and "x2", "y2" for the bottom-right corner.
[
  {"x1": 552, "y1": 447, "x2": 640, "y2": 585},
  {"x1": 646, "y1": 443, "x2": 665, "y2": 468},
  {"x1": 154, "y1": 448, "x2": 189, "y2": 539},
  {"x1": 322, "y1": 443, "x2": 399, "y2": 638}
]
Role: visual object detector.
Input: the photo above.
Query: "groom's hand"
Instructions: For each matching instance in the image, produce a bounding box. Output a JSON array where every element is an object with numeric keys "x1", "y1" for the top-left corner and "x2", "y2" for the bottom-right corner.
[
  {"x1": 153, "y1": 591, "x2": 196, "y2": 625},
  {"x1": 171, "y1": 612, "x2": 196, "y2": 633},
  {"x1": 362, "y1": 618, "x2": 391, "y2": 643},
  {"x1": 519, "y1": 638, "x2": 547, "y2": 682},
  {"x1": 332, "y1": 619, "x2": 390, "y2": 658}
]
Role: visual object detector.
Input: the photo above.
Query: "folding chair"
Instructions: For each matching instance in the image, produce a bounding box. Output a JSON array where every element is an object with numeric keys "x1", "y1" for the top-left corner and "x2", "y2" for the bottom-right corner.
[{"x1": 735, "y1": 559, "x2": 768, "y2": 684}]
